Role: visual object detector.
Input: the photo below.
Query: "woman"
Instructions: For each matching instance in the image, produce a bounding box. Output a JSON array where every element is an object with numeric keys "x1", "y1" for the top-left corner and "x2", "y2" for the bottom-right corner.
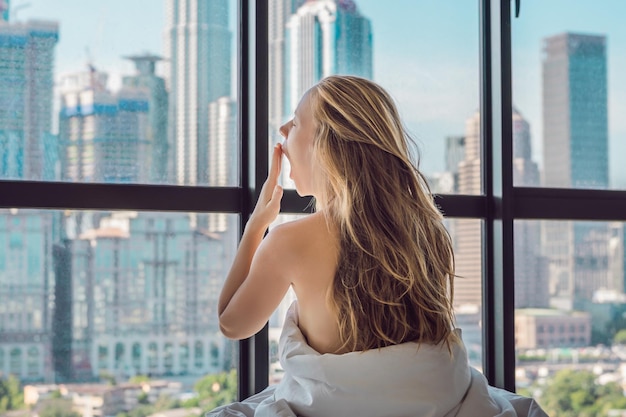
[{"x1": 212, "y1": 76, "x2": 546, "y2": 417}]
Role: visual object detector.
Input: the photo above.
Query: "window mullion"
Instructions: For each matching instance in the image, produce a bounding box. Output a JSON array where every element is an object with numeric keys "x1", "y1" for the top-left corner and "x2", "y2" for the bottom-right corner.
[
  {"x1": 237, "y1": 0, "x2": 270, "y2": 400},
  {"x1": 481, "y1": 0, "x2": 516, "y2": 391}
]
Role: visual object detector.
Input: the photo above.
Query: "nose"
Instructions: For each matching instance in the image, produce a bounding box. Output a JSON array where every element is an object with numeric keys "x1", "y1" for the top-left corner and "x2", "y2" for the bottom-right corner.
[{"x1": 279, "y1": 120, "x2": 291, "y2": 138}]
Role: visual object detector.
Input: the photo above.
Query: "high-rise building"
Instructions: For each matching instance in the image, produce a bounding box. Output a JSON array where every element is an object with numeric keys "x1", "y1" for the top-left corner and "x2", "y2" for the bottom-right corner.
[
  {"x1": 207, "y1": 98, "x2": 238, "y2": 190},
  {"x1": 512, "y1": 109, "x2": 539, "y2": 187},
  {"x1": 512, "y1": 109, "x2": 549, "y2": 308},
  {"x1": 445, "y1": 135, "x2": 466, "y2": 193},
  {"x1": 122, "y1": 54, "x2": 169, "y2": 184},
  {"x1": 0, "y1": 209, "x2": 54, "y2": 381},
  {"x1": 59, "y1": 69, "x2": 150, "y2": 183},
  {"x1": 269, "y1": 0, "x2": 304, "y2": 146},
  {"x1": 0, "y1": 20, "x2": 58, "y2": 180},
  {"x1": 284, "y1": 0, "x2": 372, "y2": 116},
  {"x1": 206, "y1": 97, "x2": 238, "y2": 233},
  {"x1": 452, "y1": 109, "x2": 548, "y2": 309},
  {"x1": 541, "y1": 33, "x2": 610, "y2": 309},
  {"x1": 69, "y1": 212, "x2": 232, "y2": 379},
  {"x1": 542, "y1": 33, "x2": 608, "y2": 190},
  {"x1": 608, "y1": 223, "x2": 625, "y2": 294},
  {"x1": 164, "y1": 0, "x2": 232, "y2": 186},
  {"x1": 454, "y1": 111, "x2": 481, "y2": 308}
]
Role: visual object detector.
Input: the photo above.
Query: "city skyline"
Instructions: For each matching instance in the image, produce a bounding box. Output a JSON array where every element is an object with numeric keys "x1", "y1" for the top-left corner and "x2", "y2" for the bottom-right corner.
[
  {"x1": 12, "y1": 0, "x2": 626, "y2": 188},
  {"x1": 2, "y1": 3, "x2": 626, "y2": 414}
]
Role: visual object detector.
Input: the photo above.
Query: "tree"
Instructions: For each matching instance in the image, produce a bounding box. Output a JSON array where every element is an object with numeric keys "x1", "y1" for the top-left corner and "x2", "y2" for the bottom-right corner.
[
  {"x1": 38, "y1": 399, "x2": 80, "y2": 417},
  {"x1": 0, "y1": 375, "x2": 24, "y2": 411},
  {"x1": 539, "y1": 369, "x2": 626, "y2": 417},
  {"x1": 137, "y1": 391, "x2": 149, "y2": 405},
  {"x1": 194, "y1": 370, "x2": 237, "y2": 411},
  {"x1": 613, "y1": 328, "x2": 626, "y2": 345}
]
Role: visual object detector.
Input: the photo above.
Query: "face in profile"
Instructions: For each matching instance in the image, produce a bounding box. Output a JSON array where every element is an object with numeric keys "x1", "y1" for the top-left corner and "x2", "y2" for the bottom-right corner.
[{"x1": 279, "y1": 90, "x2": 318, "y2": 197}]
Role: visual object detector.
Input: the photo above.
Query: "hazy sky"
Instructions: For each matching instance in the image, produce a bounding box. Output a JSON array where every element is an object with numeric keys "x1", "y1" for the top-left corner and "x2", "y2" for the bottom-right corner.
[{"x1": 15, "y1": 0, "x2": 626, "y2": 188}]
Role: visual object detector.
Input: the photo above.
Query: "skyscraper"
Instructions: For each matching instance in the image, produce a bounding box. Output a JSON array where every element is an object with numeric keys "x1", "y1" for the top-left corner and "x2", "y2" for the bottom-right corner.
[
  {"x1": 0, "y1": 209, "x2": 54, "y2": 381},
  {"x1": 454, "y1": 111, "x2": 481, "y2": 308},
  {"x1": 122, "y1": 54, "x2": 169, "y2": 184},
  {"x1": 59, "y1": 69, "x2": 150, "y2": 183},
  {"x1": 0, "y1": 20, "x2": 58, "y2": 180},
  {"x1": 542, "y1": 33, "x2": 609, "y2": 309},
  {"x1": 608, "y1": 223, "x2": 625, "y2": 294},
  {"x1": 512, "y1": 109, "x2": 549, "y2": 308},
  {"x1": 164, "y1": 0, "x2": 232, "y2": 186},
  {"x1": 284, "y1": 0, "x2": 372, "y2": 116},
  {"x1": 206, "y1": 97, "x2": 238, "y2": 233},
  {"x1": 70, "y1": 212, "x2": 230, "y2": 378},
  {"x1": 449, "y1": 109, "x2": 548, "y2": 309},
  {"x1": 445, "y1": 135, "x2": 466, "y2": 193},
  {"x1": 269, "y1": 0, "x2": 304, "y2": 145},
  {"x1": 542, "y1": 33, "x2": 608, "y2": 189}
]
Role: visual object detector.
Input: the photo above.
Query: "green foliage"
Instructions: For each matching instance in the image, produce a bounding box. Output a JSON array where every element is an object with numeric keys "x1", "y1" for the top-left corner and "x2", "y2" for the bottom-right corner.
[
  {"x1": 38, "y1": 399, "x2": 80, "y2": 417},
  {"x1": 99, "y1": 371, "x2": 116, "y2": 385},
  {"x1": 116, "y1": 394, "x2": 179, "y2": 417},
  {"x1": 181, "y1": 396, "x2": 200, "y2": 408},
  {"x1": 614, "y1": 329, "x2": 626, "y2": 345},
  {"x1": 539, "y1": 369, "x2": 626, "y2": 417},
  {"x1": 128, "y1": 375, "x2": 151, "y2": 384},
  {"x1": 135, "y1": 391, "x2": 149, "y2": 405},
  {"x1": 153, "y1": 394, "x2": 180, "y2": 410},
  {"x1": 194, "y1": 370, "x2": 237, "y2": 411},
  {"x1": 0, "y1": 374, "x2": 25, "y2": 411}
]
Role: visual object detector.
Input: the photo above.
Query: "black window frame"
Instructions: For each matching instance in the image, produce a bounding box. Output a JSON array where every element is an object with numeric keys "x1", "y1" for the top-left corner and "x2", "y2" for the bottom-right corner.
[{"x1": 1, "y1": 0, "x2": 626, "y2": 397}]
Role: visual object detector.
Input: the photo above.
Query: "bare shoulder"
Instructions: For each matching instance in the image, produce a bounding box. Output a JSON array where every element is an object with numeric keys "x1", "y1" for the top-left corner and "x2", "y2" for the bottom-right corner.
[
  {"x1": 269, "y1": 211, "x2": 334, "y2": 241},
  {"x1": 265, "y1": 212, "x2": 339, "y2": 270},
  {"x1": 268, "y1": 212, "x2": 341, "y2": 353}
]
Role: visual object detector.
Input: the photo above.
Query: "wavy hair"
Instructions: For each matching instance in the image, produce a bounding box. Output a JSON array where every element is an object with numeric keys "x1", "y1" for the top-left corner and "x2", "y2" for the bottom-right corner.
[{"x1": 309, "y1": 75, "x2": 457, "y2": 352}]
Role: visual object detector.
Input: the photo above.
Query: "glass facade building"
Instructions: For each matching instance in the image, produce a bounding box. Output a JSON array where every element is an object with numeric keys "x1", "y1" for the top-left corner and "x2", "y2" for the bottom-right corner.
[
  {"x1": 0, "y1": 20, "x2": 58, "y2": 180},
  {"x1": 542, "y1": 33, "x2": 608, "y2": 190},
  {"x1": 164, "y1": 0, "x2": 232, "y2": 186}
]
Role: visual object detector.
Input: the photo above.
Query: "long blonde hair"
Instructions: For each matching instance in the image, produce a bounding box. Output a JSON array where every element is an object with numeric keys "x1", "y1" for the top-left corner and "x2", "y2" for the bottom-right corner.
[{"x1": 309, "y1": 75, "x2": 457, "y2": 352}]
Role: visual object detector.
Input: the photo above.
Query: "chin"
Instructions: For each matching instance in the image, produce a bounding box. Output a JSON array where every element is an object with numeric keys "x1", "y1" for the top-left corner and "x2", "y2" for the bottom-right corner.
[{"x1": 295, "y1": 188, "x2": 314, "y2": 198}]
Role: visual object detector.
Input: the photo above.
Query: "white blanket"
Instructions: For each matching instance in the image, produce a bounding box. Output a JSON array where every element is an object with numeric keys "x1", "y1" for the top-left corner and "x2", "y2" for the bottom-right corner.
[{"x1": 208, "y1": 303, "x2": 547, "y2": 417}]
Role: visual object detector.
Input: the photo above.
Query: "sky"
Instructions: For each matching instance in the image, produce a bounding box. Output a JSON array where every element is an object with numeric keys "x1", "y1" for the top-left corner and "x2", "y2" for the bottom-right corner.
[{"x1": 14, "y1": 0, "x2": 626, "y2": 188}]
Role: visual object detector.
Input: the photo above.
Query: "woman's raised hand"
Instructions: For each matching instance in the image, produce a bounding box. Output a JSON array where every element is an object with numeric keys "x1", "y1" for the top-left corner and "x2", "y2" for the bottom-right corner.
[{"x1": 247, "y1": 143, "x2": 284, "y2": 232}]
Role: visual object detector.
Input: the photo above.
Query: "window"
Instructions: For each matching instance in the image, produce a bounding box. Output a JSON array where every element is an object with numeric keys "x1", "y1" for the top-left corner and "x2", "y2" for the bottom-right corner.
[
  {"x1": 270, "y1": 1, "x2": 480, "y2": 195},
  {"x1": 511, "y1": 1, "x2": 626, "y2": 412},
  {"x1": 2, "y1": 1, "x2": 626, "y2": 415},
  {"x1": 269, "y1": 0, "x2": 484, "y2": 379}
]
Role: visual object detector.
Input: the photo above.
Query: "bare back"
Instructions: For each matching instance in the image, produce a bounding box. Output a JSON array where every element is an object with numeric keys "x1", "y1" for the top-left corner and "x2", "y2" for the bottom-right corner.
[{"x1": 276, "y1": 211, "x2": 342, "y2": 354}]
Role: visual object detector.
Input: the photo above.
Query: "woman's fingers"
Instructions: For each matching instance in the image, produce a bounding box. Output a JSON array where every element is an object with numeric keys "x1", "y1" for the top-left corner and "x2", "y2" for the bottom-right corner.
[
  {"x1": 247, "y1": 144, "x2": 284, "y2": 230},
  {"x1": 268, "y1": 143, "x2": 283, "y2": 184},
  {"x1": 269, "y1": 184, "x2": 283, "y2": 210}
]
